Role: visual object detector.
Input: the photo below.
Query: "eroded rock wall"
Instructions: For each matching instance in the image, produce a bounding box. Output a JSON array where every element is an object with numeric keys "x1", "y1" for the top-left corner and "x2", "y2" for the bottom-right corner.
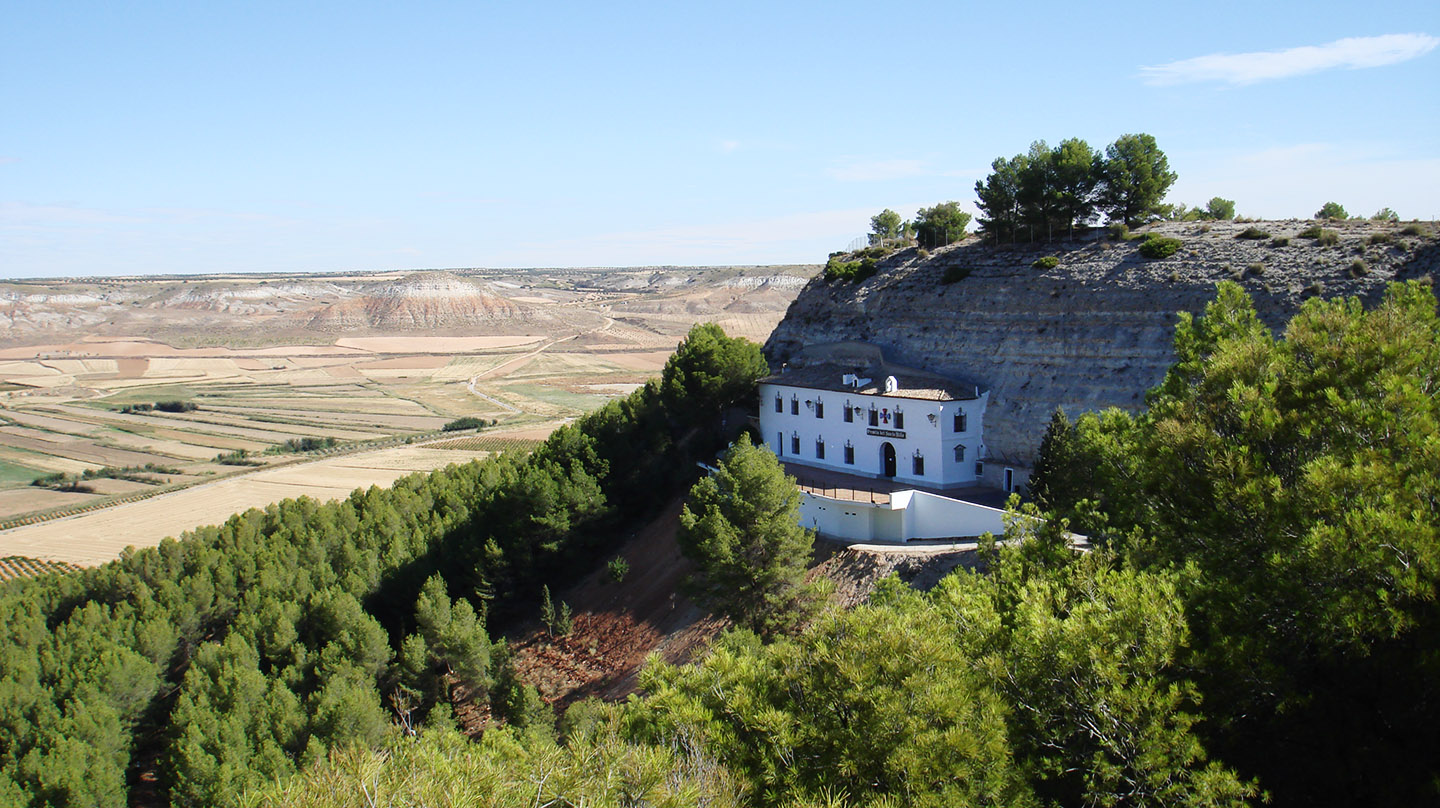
[{"x1": 765, "y1": 220, "x2": 1439, "y2": 482}]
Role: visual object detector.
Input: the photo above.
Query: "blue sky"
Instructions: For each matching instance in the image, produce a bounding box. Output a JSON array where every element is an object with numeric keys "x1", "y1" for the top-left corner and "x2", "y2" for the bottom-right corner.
[{"x1": 3, "y1": 1, "x2": 1437, "y2": 278}]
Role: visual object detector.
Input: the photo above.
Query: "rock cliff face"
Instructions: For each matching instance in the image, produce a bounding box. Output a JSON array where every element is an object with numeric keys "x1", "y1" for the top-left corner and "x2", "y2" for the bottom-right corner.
[{"x1": 765, "y1": 220, "x2": 1439, "y2": 489}]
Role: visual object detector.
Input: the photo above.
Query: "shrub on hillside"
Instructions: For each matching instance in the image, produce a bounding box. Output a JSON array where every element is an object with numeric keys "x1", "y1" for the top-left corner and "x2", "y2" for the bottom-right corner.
[
  {"x1": 1108, "y1": 223, "x2": 1143, "y2": 241},
  {"x1": 1367, "y1": 232, "x2": 1393, "y2": 246},
  {"x1": 824, "y1": 256, "x2": 879, "y2": 284},
  {"x1": 606, "y1": 557, "x2": 629, "y2": 583},
  {"x1": 1032, "y1": 255, "x2": 1060, "y2": 270},
  {"x1": 1235, "y1": 227, "x2": 1270, "y2": 240},
  {"x1": 1315, "y1": 229, "x2": 1340, "y2": 246},
  {"x1": 1399, "y1": 224, "x2": 1429, "y2": 237},
  {"x1": 154, "y1": 400, "x2": 197, "y2": 413},
  {"x1": 941, "y1": 266, "x2": 973, "y2": 284},
  {"x1": 1298, "y1": 225, "x2": 1323, "y2": 239},
  {"x1": 1138, "y1": 234, "x2": 1182, "y2": 259},
  {"x1": 1349, "y1": 260, "x2": 1369, "y2": 278},
  {"x1": 1269, "y1": 237, "x2": 1290, "y2": 247}
]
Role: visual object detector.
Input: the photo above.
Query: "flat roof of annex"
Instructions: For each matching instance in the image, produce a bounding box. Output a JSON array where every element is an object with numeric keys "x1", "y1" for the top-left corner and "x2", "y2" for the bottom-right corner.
[{"x1": 760, "y1": 341, "x2": 983, "y2": 403}]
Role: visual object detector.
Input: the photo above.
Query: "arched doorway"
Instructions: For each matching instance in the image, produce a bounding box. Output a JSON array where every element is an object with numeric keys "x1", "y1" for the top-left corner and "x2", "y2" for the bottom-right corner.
[{"x1": 881, "y1": 442, "x2": 897, "y2": 477}]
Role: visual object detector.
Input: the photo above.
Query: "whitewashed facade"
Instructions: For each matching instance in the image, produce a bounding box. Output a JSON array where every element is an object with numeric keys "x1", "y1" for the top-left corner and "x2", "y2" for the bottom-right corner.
[{"x1": 757, "y1": 362, "x2": 989, "y2": 490}]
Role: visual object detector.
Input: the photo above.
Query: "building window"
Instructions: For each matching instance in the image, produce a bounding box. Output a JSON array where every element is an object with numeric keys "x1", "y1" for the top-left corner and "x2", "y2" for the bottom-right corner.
[
  {"x1": 777, "y1": 432, "x2": 783, "y2": 455},
  {"x1": 815, "y1": 400, "x2": 824, "y2": 418},
  {"x1": 791, "y1": 434, "x2": 800, "y2": 455},
  {"x1": 913, "y1": 452, "x2": 925, "y2": 476},
  {"x1": 775, "y1": 395, "x2": 783, "y2": 413},
  {"x1": 843, "y1": 402, "x2": 853, "y2": 422},
  {"x1": 954, "y1": 444, "x2": 965, "y2": 462},
  {"x1": 954, "y1": 411, "x2": 967, "y2": 433},
  {"x1": 975, "y1": 461, "x2": 984, "y2": 477},
  {"x1": 815, "y1": 440, "x2": 825, "y2": 459},
  {"x1": 869, "y1": 407, "x2": 878, "y2": 426},
  {"x1": 843, "y1": 442, "x2": 854, "y2": 465},
  {"x1": 895, "y1": 409, "x2": 905, "y2": 429},
  {"x1": 791, "y1": 396, "x2": 799, "y2": 415}
]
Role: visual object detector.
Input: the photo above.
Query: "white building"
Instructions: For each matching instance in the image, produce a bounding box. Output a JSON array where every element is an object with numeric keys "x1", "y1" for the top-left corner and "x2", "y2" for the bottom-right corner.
[
  {"x1": 755, "y1": 342, "x2": 1012, "y2": 544},
  {"x1": 757, "y1": 343, "x2": 989, "y2": 490}
]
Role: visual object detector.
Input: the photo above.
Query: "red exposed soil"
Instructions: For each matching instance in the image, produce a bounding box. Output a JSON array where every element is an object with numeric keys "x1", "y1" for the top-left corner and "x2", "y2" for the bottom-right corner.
[
  {"x1": 504, "y1": 501, "x2": 985, "y2": 714},
  {"x1": 507, "y1": 497, "x2": 729, "y2": 709}
]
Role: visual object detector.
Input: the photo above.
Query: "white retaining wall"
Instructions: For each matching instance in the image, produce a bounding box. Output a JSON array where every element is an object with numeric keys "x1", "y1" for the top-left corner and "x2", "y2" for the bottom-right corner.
[{"x1": 799, "y1": 488, "x2": 1008, "y2": 543}]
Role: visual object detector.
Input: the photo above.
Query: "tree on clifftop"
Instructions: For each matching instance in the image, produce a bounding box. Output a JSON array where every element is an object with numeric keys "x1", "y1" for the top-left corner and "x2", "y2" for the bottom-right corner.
[
  {"x1": 913, "y1": 201, "x2": 972, "y2": 248},
  {"x1": 1051, "y1": 138, "x2": 1103, "y2": 237},
  {"x1": 868, "y1": 208, "x2": 904, "y2": 246},
  {"x1": 1097, "y1": 133, "x2": 1176, "y2": 227},
  {"x1": 1204, "y1": 197, "x2": 1236, "y2": 221},
  {"x1": 975, "y1": 153, "x2": 1026, "y2": 242},
  {"x1": 678, "y1": 433, "x2": 816, "y2": 636}
]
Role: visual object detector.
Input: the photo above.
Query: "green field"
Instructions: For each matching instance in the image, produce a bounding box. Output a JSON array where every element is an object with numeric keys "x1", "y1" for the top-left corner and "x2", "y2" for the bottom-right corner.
[{"x1": 0, "y1": 459, "x2": 43, "y2": 487}]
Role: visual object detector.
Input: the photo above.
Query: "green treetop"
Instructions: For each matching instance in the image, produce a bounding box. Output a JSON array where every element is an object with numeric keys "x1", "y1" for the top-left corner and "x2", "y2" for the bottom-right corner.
[
  {"x1": 1204, "y1": 196, "x2": 1236, "y2": 220},
  {"x1": 1097, "y1": 133, "x2": 1177, "y2": 227},
  {"x1": 913, "y1": 201, "x2": 972, "y2": 249},
  {"x1": 868, "y1": 208, "x2": 904, "y2": 246},
  {"x1": 677, "y1": 433, "x2": 816, "y2": 637},
  {"x1": 660, "y1": 323, "x2": 768, "y2": 427}
]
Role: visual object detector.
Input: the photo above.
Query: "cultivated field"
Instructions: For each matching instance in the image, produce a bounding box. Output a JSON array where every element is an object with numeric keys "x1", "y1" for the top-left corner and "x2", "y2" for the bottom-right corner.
[
  {"x1": 0, "y1": 431, "x2": 546, "y2": 565},
  {"x1": 0, "y1": 265, "x2": 815, "y2": 565}
]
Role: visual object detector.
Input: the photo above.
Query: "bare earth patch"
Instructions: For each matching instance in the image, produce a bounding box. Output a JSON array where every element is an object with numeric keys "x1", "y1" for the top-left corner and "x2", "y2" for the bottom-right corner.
[
  {"x1": 0, "y1": 488, "x2": 98, "y2": 520},
  {"x1": 509, "y1": 497, "x2": 728, "y2": 708}
]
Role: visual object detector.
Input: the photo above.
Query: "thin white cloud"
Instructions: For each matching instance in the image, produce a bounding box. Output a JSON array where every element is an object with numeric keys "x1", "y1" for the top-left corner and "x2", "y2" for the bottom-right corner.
[
  {"x1": 0, "y1": 157, "x2": 19, "y2": 165},
  {"x1": 827, "y1": 159, "x2": 925, "y2": 182},
  {"x1": 1140, "y1": 33, "x2": 1439, "y2": 86},
  {"x1": 718, "y1": 139, "x2": 741, "y2": 154}
]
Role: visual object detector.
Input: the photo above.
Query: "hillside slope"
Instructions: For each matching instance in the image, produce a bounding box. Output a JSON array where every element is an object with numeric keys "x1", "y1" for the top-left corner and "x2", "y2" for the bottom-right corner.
[{"x1": 765, "y1": 219, "x2": 1439, "y2": 484}]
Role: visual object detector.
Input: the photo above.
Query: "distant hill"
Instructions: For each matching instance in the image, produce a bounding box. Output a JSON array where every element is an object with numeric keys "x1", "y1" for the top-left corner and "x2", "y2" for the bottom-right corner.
[
  {"x1": 301, "y1": 271, "x2": 545, "y2": 332},
  {"x1": 0, "y1": 265, "x2": 819, "y2": 347}
]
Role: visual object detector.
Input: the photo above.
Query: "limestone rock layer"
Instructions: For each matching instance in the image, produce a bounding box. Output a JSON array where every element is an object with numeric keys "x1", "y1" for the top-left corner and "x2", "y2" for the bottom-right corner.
[{"x1": 764, "y1": 220, "x2": 1439, "y2": 473}]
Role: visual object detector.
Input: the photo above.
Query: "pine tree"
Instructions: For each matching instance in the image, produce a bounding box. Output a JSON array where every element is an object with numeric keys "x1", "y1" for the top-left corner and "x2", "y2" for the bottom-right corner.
[
  {"x1": 677, "y1": 433, "x2": 817, "y2": 636},
  {"x1": 540, "y1": 584, "x2": 556, "y2": 638}
]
